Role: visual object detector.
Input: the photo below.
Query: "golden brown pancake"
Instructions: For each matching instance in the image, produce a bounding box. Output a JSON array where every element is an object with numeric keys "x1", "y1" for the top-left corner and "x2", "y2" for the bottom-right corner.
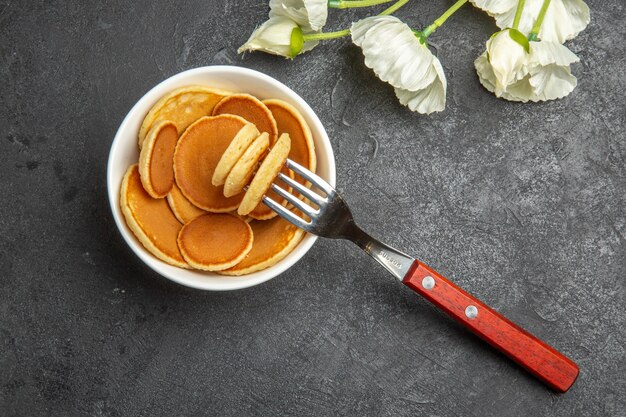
[
  {"x1": 213, "y1": 94, "x2": 278, "y2": 145},
  {"x1": 138, "y1": 120, "x2": 178, "y2": 198},
  {"x1": 239, "y1": 133, "x2": 291, "y2": 216},
  {"x1": 212, "y1": 123, "x2": 260, "y2": 186},
  {"x1": 177, "y1": 213, "x2": 253, "y2": 271},
  {"x1": 120, "y1": 164, "x2": 188, "y2": 268},
  {"x1": 218, "y1": 214, "x2": 305, "y2": 276},
  {"x1": 167, "y1": 183, "x2": 206, "y2": 224},
  {"x1": 173, "y1": 115, "x2": 247, "y2": 212},
  {"x1": 249, "y1": 99, "x2": 317, "y2": 220},
  {"x1": 247, "y1": 167, "x2": 293, "y2": 220},
  {"x1": 223, "y1": 132, "x2": 269, "y2": 198},
  {"x1": 262, "y1": 99, "x2": 316, "y2": 172},
  {"x1": 138, "y1": 85, "x2": 231, "y2": 148}
]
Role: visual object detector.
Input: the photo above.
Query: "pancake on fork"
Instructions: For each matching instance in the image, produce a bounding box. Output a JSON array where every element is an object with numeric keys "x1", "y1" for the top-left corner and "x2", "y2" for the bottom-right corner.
[
  {"x1": 138, "y1": 85, "x2": 231, "y2": 148},
  {"x1": 238, "y1": 133, "x2": 291, "y2": 216},
  {"x1": 138, "y1": 120, "x2": 178, "y2": 198},
  {"x1": 223, "y1": 132, "x2": 269, "y2": 198},
  {"x1": 212, "y1": 123, "x2": 260, "y2": 187},
  {"x1": 166, "y1": 183, "x2": 206, "y2": 224},
  {"x1": 120, "y1": 164, "x2": 188, "y2": 268},
  {"x1": 173, "y1": 115, "x2": 247, "y2": 212},
  {"x1": 248, "y1": 99, "x2": 317, "y2": 220},
  {"x1": 177, "y1": 213, "x2": 253, "y2": 271},
  {"x1": 213, "y1": 93, "x2": 278, "y2": 145}
]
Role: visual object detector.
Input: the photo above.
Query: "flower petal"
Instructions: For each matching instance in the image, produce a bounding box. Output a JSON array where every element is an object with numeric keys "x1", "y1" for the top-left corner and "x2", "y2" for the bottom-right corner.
[
  {"x1": 476, "y1": 51, "x2": 531, "y2": 101},
  {"x1": 395, "y1": 58, "x2": 447, "y2": 114},
  {"x1": 529, "y1": 64, "x2": 577, "y2": 100},
  {"x1": 269, "y1": 0, "x2": 328, "y2": 32},
  {"x1": 471, "y1": 0, "x2": 590, "y2": 43},
  {"x1": 470, "y1": 0, "x2": 518, "y2": 16},
  {"x1": 303, "y1": 0, "x2": 328, "y2": 31},
  {"x1": 535, "y1": 0, "x2": 590, "y2": 43},
  {"x1": 502, "y1": 75, "x2": 535, "y2": 102},
  {"x1": 487, "y1": 29, "x2": 528, "y2": 94},
  {"x1": 351, "y1": 16, "x2": 438, "y2": 92},
  {"x1": 528, "y1": 40, "x2": 580, "y2": 67},
  {"x1": 474, "y1": 52, "x2": 498, "y2": 93}
]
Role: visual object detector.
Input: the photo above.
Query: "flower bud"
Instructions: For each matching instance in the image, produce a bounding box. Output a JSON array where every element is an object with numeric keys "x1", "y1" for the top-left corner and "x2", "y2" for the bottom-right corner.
[
  {"x1": 238, "y1": 16, "x2": 309, "y2": 59},
  {"x1": 487, "y1": 29, "x2": 528, "y2": 96}
]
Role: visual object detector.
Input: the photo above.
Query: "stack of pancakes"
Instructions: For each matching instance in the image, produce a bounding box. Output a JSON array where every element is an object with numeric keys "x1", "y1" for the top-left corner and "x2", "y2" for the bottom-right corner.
[{"x1": 120, "y1": 86, "x2": 316, "y2": 275}]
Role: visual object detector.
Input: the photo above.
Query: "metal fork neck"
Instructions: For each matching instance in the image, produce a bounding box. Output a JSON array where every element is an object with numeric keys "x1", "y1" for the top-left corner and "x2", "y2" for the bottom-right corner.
[{"x1": 344, "y1": 224, "x2": 414, "y2": 281}]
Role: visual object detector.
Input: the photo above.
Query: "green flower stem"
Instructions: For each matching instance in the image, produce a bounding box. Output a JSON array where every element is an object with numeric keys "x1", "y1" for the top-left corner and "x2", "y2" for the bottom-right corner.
[
  {"x1": 302, "y1": 29, "x2": 351, "y2": 41},
  {"x1": 328, "y1": 0, "x2": 393, "y2": 8},
  {"x1": 302, "y1": 0, "x2": 410, "y2": 42},
  {"x1": 529, "y1": 0, "x2": 552, "y2": 40},
  {"x1": 421, "y1": 0, "x2": 468, "y2": 39},
  {"x1": 379, "y1": 0, "x2": 411, "y2": 16},
  {"x1": 512, "y1": 0, "x2": 526, "y2": 30}
]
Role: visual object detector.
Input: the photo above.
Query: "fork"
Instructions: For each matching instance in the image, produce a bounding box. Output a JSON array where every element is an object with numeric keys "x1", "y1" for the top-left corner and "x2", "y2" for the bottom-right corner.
[{"x1": 263, "y1": 158, "x2": 579, "y2": 393}]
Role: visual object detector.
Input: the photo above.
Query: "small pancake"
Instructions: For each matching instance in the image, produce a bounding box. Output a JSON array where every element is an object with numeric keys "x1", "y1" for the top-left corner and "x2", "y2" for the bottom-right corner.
[
  {"x1": 223, "y1": 132, "x2": 269, "y2": 198},
  {"x1": 238, "y1": 133, "x2": 291, "y2": 216},
  {"x1": 218, "y1": 214, "x2": 305, "y2": 276},
  {"x1": 138, "y1": 120, "x2": 178, "y2": 198},
  {"x1": 177, "y1": 213, "x2": 253, "y2": 271},
  {"x1": 120, "y1": 164, "x2": 188, "y2": 268},
  {"x1": 167, "y1": 183, "x2": 206, "y2": 224},
  {"x1": 212, "y1": 123, "x2": 260, "y2": 186},
  {"x1": 173, "y1": 115, "x2": 247, "y2": 212},
  {"x1": 262, "y1": 99, "x2": 316, "y2": 173},
  {"x1": 138, "y1": 85, "x2": 231, "y2": 148},
  {"x1": 249, "y1": 99, "x2": 317, "y2": 220},
  {"x1": 247, "y1": 166, "x2": 293, "y2": 221},
  {"x1": 213, "y1": 94, "x2": 278, "y2": 145}
]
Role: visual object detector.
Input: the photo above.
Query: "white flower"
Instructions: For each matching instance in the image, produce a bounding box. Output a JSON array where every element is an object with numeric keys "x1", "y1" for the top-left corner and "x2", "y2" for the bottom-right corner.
[
  {"x1": 487, "y1": 29, "x2": 528, "y2": 95},
  {"x1": 470, "y1": 0, "x2": 590, "y2": 44},
  {"x1": 238, "y1": 16, "x2": 318, "y2": 58},
  {"x1": 351, "y1": 16, "x2": 447, "y2": 114},
  {"x1": 269, "y1": 0, "x2": 328, "y2": 32},
  {"x1": 475, "y1": 39, "x2": 579, "y2": 102}
]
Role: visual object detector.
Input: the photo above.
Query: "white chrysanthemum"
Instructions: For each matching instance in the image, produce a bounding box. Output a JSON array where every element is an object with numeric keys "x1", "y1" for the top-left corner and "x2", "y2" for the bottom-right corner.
[
  {"x1": 487, "y1": 29, "x2": 528, "y2": 95},
  {"x1": 470, "y1": 0, "x2": 590, "y2": 44},
  {"x1": 269, "y1": 0, "x2": 328, "y2": 32},
  {"x1": 351, "y1": 16, "x2": 447, "y2": 114},
  {"x1": 238, "y1": 16, "x2": 318, "y2": 58},
  {"x1": 475, "y1": 40, "x2": 579, "y2": 102}
]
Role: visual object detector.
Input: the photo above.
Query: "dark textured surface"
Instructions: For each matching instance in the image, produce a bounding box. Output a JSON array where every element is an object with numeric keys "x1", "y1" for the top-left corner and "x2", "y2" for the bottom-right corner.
[{"x1": 1, "y1": 0, "x2": 625, "y2": 415}]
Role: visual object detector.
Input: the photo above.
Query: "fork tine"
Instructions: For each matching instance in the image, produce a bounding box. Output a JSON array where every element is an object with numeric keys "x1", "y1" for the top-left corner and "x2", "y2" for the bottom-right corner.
[
  {"x1": 262, "y1": 195, "x2": 311, "y2": 231},
  {"x1": 277, "y1": 172, "x2": 325, "y2": 206},
  {"x1": 271, "y1": 183, "x2": 317, "y2": 217},
  {"x1": 285, "y1": 159, "x2": 333, "y2": 194}
]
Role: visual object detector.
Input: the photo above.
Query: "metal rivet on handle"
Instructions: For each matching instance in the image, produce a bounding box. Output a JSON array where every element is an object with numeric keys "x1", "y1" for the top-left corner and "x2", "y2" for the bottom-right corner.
[
  {"x1": 422, "y1": 276, "x2": 435, "y2": 290},
  {"x1": 465, "y1": 305, "x2": 478, "y2": 319}
]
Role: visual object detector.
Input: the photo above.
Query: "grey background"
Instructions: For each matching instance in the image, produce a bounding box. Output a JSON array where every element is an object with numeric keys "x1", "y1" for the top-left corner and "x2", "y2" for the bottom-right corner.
[{"x1": 1, "y1": 0, "x2": 624, "y2": 416}]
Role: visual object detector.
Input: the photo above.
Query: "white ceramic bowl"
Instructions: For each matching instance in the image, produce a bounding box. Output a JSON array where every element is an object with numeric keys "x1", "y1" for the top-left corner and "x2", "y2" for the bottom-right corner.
[{"x1": 107, "y1": 66, "x2": 336, "y2": 291}]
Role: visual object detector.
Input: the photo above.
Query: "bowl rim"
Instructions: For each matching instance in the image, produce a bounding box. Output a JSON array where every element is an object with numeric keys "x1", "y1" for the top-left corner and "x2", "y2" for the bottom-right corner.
[{"x1": 106, "y1": 65, "x2": 336, "y2": 291}]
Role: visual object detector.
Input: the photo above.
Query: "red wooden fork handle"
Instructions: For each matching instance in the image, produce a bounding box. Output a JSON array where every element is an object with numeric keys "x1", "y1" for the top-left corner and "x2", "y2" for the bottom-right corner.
[{"x1": 403, "y1": 260, "x2": 579, "y2": 392}]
